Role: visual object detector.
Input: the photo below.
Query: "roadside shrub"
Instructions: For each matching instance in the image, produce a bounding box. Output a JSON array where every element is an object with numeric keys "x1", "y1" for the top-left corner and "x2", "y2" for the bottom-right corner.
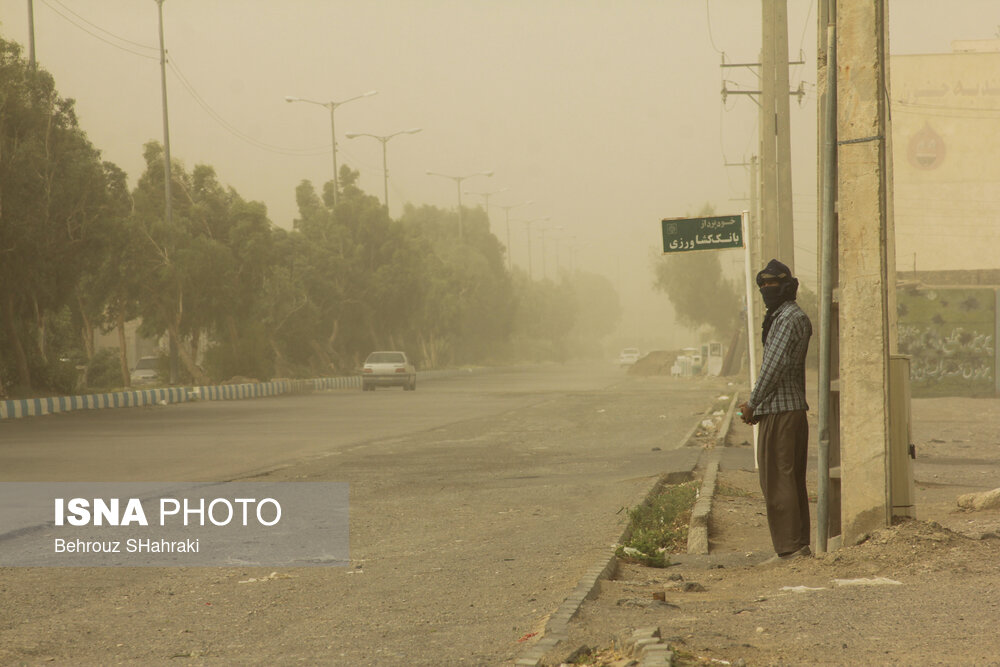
[
  {"x1": 85, "y1": 348, "x2": 124, "y2": 391},
  {"x1": 26, "y1": 356, "x2": 79, "y2": 396}
]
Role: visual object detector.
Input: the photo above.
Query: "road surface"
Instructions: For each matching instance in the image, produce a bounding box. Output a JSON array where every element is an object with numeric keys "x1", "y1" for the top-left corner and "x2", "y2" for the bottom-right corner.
[{"x1": 0, "y1": 363, "x2": 730, "y2": 665}]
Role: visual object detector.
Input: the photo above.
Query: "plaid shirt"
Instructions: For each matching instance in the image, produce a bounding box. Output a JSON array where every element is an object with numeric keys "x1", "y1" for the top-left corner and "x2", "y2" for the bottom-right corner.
[{"x1": 749, "y1": 300, "x2": 811, "y2": 415}]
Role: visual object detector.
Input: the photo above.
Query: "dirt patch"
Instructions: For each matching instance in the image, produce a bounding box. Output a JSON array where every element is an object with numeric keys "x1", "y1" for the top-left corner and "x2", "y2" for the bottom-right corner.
[
  {"x1": 549, "y1": 397, "x2": 1000, "y2": 666},
  {"x1": 628, "y1": 351, "x2": 680, "y2": 376}
]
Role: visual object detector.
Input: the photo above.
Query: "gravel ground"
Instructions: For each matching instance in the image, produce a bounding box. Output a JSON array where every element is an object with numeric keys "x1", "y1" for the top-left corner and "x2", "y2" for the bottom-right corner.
[{"x1": 547, "y1": 395, "x2": 1000, "y2": 666}]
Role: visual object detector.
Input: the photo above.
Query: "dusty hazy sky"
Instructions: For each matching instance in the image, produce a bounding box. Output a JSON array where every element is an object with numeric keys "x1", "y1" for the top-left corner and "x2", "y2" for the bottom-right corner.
[{"x1": 1, "y1": 1, "x2": 996, "y2": 346}]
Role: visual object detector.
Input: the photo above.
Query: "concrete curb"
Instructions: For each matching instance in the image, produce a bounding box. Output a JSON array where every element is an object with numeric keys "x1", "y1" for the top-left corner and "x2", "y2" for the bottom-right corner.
[
  {"x1": 0, "y1": 376, "x2": 359, "y2": 421},
  {"x1": 0, "y1": 367, "x2": 486, "y2": 421},
  {"x1": 514, "y1": 395, "x2": 725, "y2": 666},
  {"x1": 686, "y1": 449, "x2": 720, "y2": 556},
  {"x1": 687, "y1": 392, "x2": 740, "y2": 555}
]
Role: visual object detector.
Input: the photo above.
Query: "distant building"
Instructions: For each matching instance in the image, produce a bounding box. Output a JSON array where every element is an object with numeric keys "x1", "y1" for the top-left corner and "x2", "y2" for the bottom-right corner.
[
  {"x1": 891, "y1": 41, "x2": 1000, "y2": 397},
  {"x1": 890, "y1": 39, "x2": 1000, "y2": 273}
]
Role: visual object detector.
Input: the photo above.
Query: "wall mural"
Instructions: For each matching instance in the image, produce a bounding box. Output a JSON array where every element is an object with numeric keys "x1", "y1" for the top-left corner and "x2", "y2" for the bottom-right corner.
[{"x1": 896, "y1": 287, "x2": 996, "y2": 397}]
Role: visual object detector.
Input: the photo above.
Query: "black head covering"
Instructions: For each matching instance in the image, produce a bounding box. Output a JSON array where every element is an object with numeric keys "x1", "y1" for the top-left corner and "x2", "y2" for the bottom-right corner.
[{"x1": 757, "y1": 259, "x2": 799, "y2": 344}]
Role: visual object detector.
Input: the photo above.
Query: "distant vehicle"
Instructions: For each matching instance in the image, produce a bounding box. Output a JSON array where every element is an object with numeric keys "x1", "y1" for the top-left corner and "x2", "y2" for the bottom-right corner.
[
  {"x1": 618, "y1": 348, "x2": 641, "y2": 367},
  {"x1": 361, "y1": 351, "x2": 416, "y2": 391},
  {"x1": 704, "y1": 341, "x2": 724, "y2": 376},
  {"x1": 130, "y1": 356, "x2": 160, "y2": 385},
  {"x1": 682, "y1": 347, "x2": 703, "y2": 374}
]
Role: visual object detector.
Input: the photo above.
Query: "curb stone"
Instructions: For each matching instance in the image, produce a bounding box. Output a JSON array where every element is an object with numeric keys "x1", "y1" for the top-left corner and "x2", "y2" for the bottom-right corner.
[
  {"x1": 624, "y1": 627, "x2": 675, "y2": 666},
  {"x1": 0, "y1": 368, "x2": 486, "y2": 421},
  {"x1": 514, "y1": 390, "x2": 737, "y2": 666},
  {"x1": 688, "y1": 391, "x2": 739, "y2": 555}
]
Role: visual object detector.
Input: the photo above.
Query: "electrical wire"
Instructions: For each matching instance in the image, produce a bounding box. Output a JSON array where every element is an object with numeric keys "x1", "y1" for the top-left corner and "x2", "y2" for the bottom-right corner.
[
  {"x1": 48, "y1": 0, "x2": 157, "y2": 52},
  {"x1": 167, "y1": 60, "x2": 329, "y2": 157},
  {"x1": 39, "y1": 0, "x2": 158, "y2": 60},
  {"x1": 704, "y1": 0, "x2": 724, "y2": 56},
  {"x1": 795, "y1": 0, "x2": 815, "y2": 65},
  {"x1": 37, "y1": 0, "x2": 389, "y2": 168}
]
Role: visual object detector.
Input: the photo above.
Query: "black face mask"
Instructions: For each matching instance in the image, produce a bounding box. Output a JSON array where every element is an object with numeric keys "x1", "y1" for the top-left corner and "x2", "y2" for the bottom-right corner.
[{"x1": 760, "y1": 285, "x2": 785, "y2": 311}]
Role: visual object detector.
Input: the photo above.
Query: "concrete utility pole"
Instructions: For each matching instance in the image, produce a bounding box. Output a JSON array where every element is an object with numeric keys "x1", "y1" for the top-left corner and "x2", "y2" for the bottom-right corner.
[
  {"x1": 726, "y1": 156, "x2": 763, "y2": 368},
  {"x1": 830, "y1": 0, "x2": 898, "y2": 546},
  {"x1": 720, "y1": 15, "x2": 801, "y2": 368},
  {"x1": 27, "y1": 0, "x2": 36, "y2": 69},
  {"x1": 760, "y1": 0, "x2": 795, "y2": 271},
  {"x1": 155, "y1": 0, "x2": 179, "y2": 385}
]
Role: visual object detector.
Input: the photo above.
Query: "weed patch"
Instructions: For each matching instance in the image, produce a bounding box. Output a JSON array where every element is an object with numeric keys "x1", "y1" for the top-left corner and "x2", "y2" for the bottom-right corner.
[
  {"x1": 716, "y1": 482, "x2": 754, "y2": 497},
  {"x1": 616, "y1": 481, "x2": 698, "y2": 567}
]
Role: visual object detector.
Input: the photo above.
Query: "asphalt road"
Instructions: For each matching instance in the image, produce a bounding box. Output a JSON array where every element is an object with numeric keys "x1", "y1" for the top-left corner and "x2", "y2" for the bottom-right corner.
[{"x1": 0, "y1": 363, "x2": 731, "y2": 665}]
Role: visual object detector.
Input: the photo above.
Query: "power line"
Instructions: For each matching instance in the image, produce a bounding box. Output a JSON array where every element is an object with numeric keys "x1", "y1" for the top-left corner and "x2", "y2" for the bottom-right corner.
[
  {"x1": 704, "y1": 0, "x2": 724, "y2": 55},
  {"x1": 167, "y1": 60, "x2": 328, "y2": 157},
  {"x1": 39, "y1": 0, "x2": 157, "y2": 60},
  {"x1": 795, "y1": 0, "x2": 815, "y2": 66},
  {"x1": 49, "y1": 0, "x2": 157, "y2": 51}
]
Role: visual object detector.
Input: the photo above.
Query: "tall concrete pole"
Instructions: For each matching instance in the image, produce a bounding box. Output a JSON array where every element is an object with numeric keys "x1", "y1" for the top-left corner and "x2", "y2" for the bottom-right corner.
[
  {"x1": 773, "y1": 0, "x2": 795, "y2": 269},
  {"x1": 836, "y1": 0, "x2": 897, "y2": 545},
  {"x1": 27, "y1": 0, "x2": 36, "y2": 69},
  {"x1": 759, "y1": 0, "x2": 795, "y2": 271},
  {"x1": 156, "y1": 0, "x2": 178, "y2": 385}
]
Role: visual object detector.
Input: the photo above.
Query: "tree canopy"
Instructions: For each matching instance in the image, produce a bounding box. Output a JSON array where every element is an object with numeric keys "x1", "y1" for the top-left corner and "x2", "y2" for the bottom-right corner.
[{"x1": 0, "y1": 37, "x2": 622, "y2": 397}]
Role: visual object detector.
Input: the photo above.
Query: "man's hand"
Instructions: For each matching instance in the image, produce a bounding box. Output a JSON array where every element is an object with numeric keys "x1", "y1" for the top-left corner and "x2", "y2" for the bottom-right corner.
[{"x1": 738, "y1": 402, "x2": 756, "y2": 425}]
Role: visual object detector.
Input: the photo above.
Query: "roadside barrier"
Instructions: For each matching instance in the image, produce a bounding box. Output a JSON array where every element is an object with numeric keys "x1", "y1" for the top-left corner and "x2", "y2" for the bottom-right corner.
[{"x1": 0, "y1": 376, "x2": 361, "y2": 421}]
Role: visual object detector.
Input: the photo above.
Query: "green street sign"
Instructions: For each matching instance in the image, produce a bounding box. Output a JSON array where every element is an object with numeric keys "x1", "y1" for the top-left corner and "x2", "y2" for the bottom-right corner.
[{"x1": 661, "y1": 214, "x2": 743, "y2": 253}]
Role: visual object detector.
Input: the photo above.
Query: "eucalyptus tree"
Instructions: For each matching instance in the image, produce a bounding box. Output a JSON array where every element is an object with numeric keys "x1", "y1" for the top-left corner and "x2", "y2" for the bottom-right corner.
[
  {"x1": 0, "y1": 37, "x2": 121, "y2": 392},
  {"x1": 69, "y1": 160, "x2": 137, "y2": 387},
  {"x1": 652, "y1": 204, "x2": 741, "y2": 341},
  {"x1": 130, "y1": 145, "x2": 281, "y2": 383},
  {"x1": 399, "y1": 203, "x2": 514, "y2": 366}
]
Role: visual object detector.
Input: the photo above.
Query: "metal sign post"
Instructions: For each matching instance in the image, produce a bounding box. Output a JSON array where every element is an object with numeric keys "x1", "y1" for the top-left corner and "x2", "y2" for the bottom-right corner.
[{"x1": 661, "y1": 212, "x2": 758, "y2": 464}]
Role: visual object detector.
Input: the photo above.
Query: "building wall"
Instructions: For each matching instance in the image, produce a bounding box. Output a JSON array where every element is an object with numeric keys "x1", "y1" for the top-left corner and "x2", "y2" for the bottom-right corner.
[
  {"x1": 891, "y1": 44, "x2": 1000, "y2": 273},
  {"x1": 896, "y1": 284, "x2": 996, "y2": 398},
  {"x1": 93, "y1": 321, "x2": 162, "y2": 369}
]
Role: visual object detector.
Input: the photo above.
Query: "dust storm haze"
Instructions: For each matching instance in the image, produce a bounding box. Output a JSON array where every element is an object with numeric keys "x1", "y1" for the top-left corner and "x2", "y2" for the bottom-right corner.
[{"x1": 0, "y1": 0, "x2": 995, "y2": 354}]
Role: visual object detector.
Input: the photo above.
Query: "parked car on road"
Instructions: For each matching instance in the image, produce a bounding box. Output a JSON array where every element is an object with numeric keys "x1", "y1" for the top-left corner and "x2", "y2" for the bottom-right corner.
[
  {"x1": 130, "y1": 356, "x2": 160, "y2": 385},
  {"x1": 361, "y1": 351, "x2": 416, "y2": 391},
  {"x1": 618, "y1": 348, "x2": 641, "y2": 367}
]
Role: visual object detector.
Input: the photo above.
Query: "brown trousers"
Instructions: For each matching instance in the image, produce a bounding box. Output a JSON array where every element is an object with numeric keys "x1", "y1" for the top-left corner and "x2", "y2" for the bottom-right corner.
[{"x1": 757, "y1": 410, "x2": 810, "y2": 555}]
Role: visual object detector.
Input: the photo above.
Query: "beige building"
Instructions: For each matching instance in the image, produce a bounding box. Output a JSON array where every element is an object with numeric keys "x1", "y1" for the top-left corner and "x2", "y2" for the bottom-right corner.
[{"x1": 890, "y1": 40, "x2": 1000, "y2": 273}]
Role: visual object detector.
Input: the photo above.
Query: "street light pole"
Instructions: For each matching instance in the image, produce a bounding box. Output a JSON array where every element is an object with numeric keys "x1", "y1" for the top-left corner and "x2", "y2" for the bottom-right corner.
[
  {"x1": 513, "y1": 216, "x2": 549, "y2": 279},
  {"x1": 540, "y1": 226, "x2": 563, "y2": 280},
  {"x1": 154, "y1": 0, "x2": 179, "y2": 384},
  {"x1": 497, "y1": 201, "x2": 533, "y2": 272},
  {"x1": 426, "y1": 170, "x2": 494, "y2": 242},
  {"x1": 346, "y1": 128, "x2": 422, "y2": 211},
  {"x1": 464, "y1": 187, "x2": 508, "y2": 236},
  {"x1": 285, "y1": 90, "x2": 377, "y2": 208}
]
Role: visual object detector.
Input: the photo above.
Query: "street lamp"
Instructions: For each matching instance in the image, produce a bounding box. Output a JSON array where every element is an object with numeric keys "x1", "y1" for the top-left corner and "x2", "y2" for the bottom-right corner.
[
  {"x1": 539, "y1": 225, "x2": 565, "y2": 281},
  {"x1": 512, "y1": 216, "x2": 549, "y2": 279},
  {"x1": 496, "y1": 200, "x2": 533, "y2": 271},
  {"x1": 285, "y1": 90, "x2": 378, "y2": 208},
  {"x1": 345, "y1": 128, "x2": 422, "y2": 211},
  {"x1": 567, "y1": 237, "x2": 588, "y2": 274},
  {"x1": 464, "y1": 187, "x2": 508, "y2": 236},
  {"x1": 426, "y1": 170, "x2": 494, "y2": 242}
]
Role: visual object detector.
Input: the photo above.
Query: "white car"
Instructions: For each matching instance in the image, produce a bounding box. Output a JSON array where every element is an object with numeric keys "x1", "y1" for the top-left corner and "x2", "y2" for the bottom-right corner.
[
  {"x1": 130, "y1": 356, "x2": 160, "y2": 385},
  {"x1": 618, "y1": 348, "x2": 641, "y2": 367},
  {"x1": 361, "y1": 351, "x2": 416, "y2": 391}
]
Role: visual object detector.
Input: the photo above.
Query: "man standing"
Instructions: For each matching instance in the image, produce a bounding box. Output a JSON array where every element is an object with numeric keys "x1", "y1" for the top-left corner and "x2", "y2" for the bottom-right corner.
[{"x1": 739, "y1": 259, "x2": 812, "y2": 561}]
